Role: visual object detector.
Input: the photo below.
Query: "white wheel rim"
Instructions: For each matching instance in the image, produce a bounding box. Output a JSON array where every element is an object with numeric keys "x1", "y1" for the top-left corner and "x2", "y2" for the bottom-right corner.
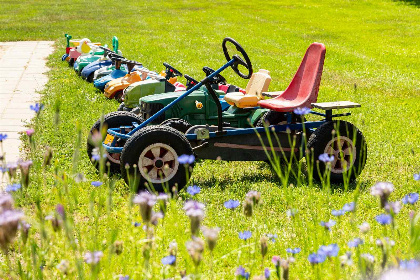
[
  {"x1": 138, "y1": 143, "x2": 179, "y2": 184},
  {"x1": 324, "y1": 136, "x2": 356, "y2": 174},
  {"x1": 106, "y1": 152, "x2": 120, "y2": 164}
]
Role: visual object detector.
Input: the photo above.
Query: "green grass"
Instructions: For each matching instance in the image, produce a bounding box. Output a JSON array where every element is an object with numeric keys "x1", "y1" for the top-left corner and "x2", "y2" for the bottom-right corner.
[{"x1": 1, "y1": 0, "x2": 420, "y2": 279}]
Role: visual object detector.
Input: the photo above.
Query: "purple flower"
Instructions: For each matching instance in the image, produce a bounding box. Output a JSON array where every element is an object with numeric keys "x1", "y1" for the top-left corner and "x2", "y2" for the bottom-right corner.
[
  {"x1": 320, "y1": 219, "x2": 336, "y2": 230},
  {"x1": 267, "y1": 233, "x2": 278, "y2": 242},
  {"x1": 402, "y1": 193, "x2": 419, "y2": 205},
  {"x1": 5, "y1": 184, "x2": 21, "y2": 192},
  {"x1": 184, "y1": 200, "x2": 205, "y2": 235},
  {"x1": 348, "y1": 238, "x2": 363, "y2": 248},
  {"x1": 371, "y1": 182, "x2": 394, "y2": 208},
  {"x1": 385, "y1": 201, "x2": 402, "y2": 215},
  {"x1": 238, "y1": 230, "x2": 252, "y2": 241},
  {"x1": 308, "y1": 252, "x2": 326, "y2": 264},
  {"x1": 331, "y1": 209, "x2": 346, "y2": 217},
  {"x1": 264, "y1": 268, "x2": 270, "y2": 279},
  {"x1": 133, "y1": 222, "x2": 141, "y2": 227},
  {"x1": 134, "y1": 192, "x2": 157, "y2": 224},
  {"x1": 286, "y1": 208, "x2": 298, "y2": 217},
  {"x1": 84, "y1": 251, "x2": 103, "y2": 264},
  {"x1": 235, "y1": 266, "x2": 250, "y2": 279},
  {"x1": 30, "y1": 103, "x2": 44, "y2": 113},
  {"x1": 26, "y1": 129, "x2": 35, "y2": 137},
  {"x1": 272, "y1": 255, "x2": 281, "y2": 266},
  {"x1": 187, "y1": 185, "x2": 201, "y2": 196},
  {"x1": 293, "y1": 107, "x2": 311, "y2": 115},
  {"x1": 414, "y1": 173, "x2": 420, "y2": 181},
  {"x1": 91, "y1": 181, "x2": 103, "y2": 187},
  {"x1": 319, "y1": 153, "x2": 334, "y2": 163},
  {"x1": 178, "y1": 154, "x2": 195, "y2": 165},
  {"x1": 342, "y1": 202, "x2": 355, "y2": 212},
  {"x1": 318, "y1": 244, "x2": 339, "y2": 257},
  {"x1": 375, "y1": 214, "x2": 392, "y2": 225},
  {"x1": 286, "y1": 248, "x2": 301, "y2": 254},
  {"x1": 224, "y1": 199, "x2": 240, "y2": 209},
  {"x1": 0, "y1": 133, "x2": 8, "y2": 142},
  {"x1": 161, "y1": 255, "x2": 176, "y2": 265},
  {"x1": 400, "y1": 259, "x2": 420, "y2": 270},
  {"x1": 119, "y1": 276, "x2": 131, "y2": 280}
]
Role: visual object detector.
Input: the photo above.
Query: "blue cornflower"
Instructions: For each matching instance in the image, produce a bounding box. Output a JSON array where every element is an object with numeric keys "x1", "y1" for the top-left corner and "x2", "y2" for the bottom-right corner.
[
  {"x1": 238, "y1": 231, "x2": 252, "y2": 241},
  {"x1": 318, "y1": 244, "x2": 339, "y2": 257},
  {"x1": 5, "y1": 183, "x2": 21, "y2": 192},
  {"x1": 402, "y1": 193, "x2": 419, "y2": 205},
  {"x1": 235, "y1": 266, "x2": 250, "y2": 279},
  {"x1": 91, "y1": 181, "x2": 103, "y2": 187},
  {"x1": 319, "y1": 153, "x2": 334, "y2": 163},
  {"x1": 133, "y1": 222, "x2": 141, "y2": 227},
  {"x1": 320, "y1": 219, "x2": 336, "y2": 230},
  {"x1": 224, "y1": 199, "x2": 240, "y2": 209},
  {"x1": 331, "y1": 209, "x2": 346, "y2": 217},
  {"x1": 348, "y1": 238, "x2": 364, "y2": 248},
  {"x1": 186, "y1": 185, "x2": 201, "y2": 196},
  {"x1": 400, "y1": 259, "x2": 420, "y2": 270},
  {"x1": 0, "y1": 133, "x2": 7, "y2": 142},
  {"x1": 414, "y1": 173, "x2": 420, "y2": 181},
  {"x1": 308, "y1": 252, "x2": 326, "y2": 264},
  {"x1": 293, "y1": 107, "x2": 311, "y2": 115},
  {"x1": 267, "y1": 233, "x2": 278, "y2": 242},
  {"x1": 264, "y1": 268, "x2": 270, "y2": 279},
  {"x1": 286, "y1": 248, "x2": 301, "y2": 254},
  {"x1": 342, "y1": 202, "x2": 355, "y2": 212},
  {"x1": 118, "y1": 276, "x2": 131, "y2": 280},
  {"x1": 161, "y1": 255, "x2": 176, "y2": 265},
  {"x1": 30, "y1": 103, "x2": 44, "y2": 113},
  {"x1": 178, "y1": 154, "x2": 195, "y2": 165},
  {"x1": 375, "y1": 214, "x2": 392, "y2": 225}
]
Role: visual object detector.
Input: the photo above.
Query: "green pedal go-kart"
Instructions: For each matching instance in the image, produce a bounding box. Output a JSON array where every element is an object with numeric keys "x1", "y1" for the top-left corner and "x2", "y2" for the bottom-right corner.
[{"x1": 89, "y1": 38, "x2": 367, "y2": 192}]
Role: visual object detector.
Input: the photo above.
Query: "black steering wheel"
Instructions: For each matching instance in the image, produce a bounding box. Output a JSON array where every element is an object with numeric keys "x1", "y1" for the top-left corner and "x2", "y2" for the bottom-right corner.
[
  {"x1": 108, "y1": 52, "x2": 124, "y2": 60},
  {"x1": 222, "y1": 37, "x2": 253, "y2": 79},
  {"x1": 121, "y1": 59, "x2": 143, "y2": 72},
  {"x1": 184, "y1": 74, "x2": 199, "y2": 90},
  {"x1": 202, "y1": 66, "x2": 227, "y2": 85},
  {"x1": 163, "y1": 62, "x2": 183, "y2": 78}
]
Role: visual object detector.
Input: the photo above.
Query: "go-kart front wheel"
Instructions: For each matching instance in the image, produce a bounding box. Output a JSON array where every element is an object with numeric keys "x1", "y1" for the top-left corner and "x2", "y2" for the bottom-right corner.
[
  {"x1": 87, "y1": 111, "x2": 144, "y2": 174},
  {"x1": 306, "y1": 120, "x2": 367, "y2": 184},
  {"x1": 120, "y1": 126, "x2": 194, "y2": 192}
]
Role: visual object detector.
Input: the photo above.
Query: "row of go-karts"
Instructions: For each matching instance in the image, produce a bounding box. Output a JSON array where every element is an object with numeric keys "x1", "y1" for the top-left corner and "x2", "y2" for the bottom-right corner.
[{"x1": 62, "y1": 34, "x2": 367, "y2": 192}]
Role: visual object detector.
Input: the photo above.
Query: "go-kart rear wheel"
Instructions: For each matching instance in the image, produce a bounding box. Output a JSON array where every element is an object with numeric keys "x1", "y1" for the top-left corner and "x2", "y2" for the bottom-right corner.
[
  {"x1": 87, "y1": 72, "x2": 95, "y2": 83},
  {"x1": 120, "y1": 126, "x2": 194, "y2": 192},
  {"x1": 87, "y1": 111, "x2": 144, "y2": 174},
  {"x1": 306, "y1": 120, "x2": 367, "y2": 184},
  {"x1": 161, "y1": 118, "x2": 192, "y2": 133},
  {"x1": 114, "y1": 90, "x2": 124, "y2": 103},
  {"x1": 117, "y1": 103, "x2": 133, "y2": 112},
  {"x1": 68, "y1": 58, "x2": 75, "y2": 67}
]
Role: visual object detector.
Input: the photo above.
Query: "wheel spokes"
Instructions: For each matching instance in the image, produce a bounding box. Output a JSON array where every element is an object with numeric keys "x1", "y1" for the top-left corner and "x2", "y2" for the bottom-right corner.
[
  {"x1": 142, "y1": 157, "x2": 154, "y2": 167},
  {"x1": 162, "y1": 151, "x2": 175, "y2": 162},
  {"x1": 151, "y1": 147, "x2": 161, "y2": 158}
]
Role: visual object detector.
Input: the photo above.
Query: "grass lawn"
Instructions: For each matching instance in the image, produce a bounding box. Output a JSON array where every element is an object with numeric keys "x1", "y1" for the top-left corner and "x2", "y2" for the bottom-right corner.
[{"x1": 0, "y1": 0, "x2": 420, "y2": 279}]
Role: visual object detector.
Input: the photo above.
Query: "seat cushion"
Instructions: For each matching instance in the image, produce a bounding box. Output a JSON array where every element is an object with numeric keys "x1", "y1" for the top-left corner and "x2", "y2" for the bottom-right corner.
[{"x1": 224, "y1": 92, "x2": 259, "y2": 108}]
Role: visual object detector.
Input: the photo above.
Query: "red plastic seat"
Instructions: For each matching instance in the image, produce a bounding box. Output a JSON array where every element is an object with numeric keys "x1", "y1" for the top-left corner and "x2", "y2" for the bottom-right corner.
[{"x1": 257, "y1": 43, "x2": 326, "y2": 112}]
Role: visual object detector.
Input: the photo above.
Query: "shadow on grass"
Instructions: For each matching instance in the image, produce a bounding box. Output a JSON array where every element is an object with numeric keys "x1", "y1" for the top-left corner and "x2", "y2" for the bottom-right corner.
[{"x1": 396, "y1": 0, "x2": 420, "y2": 6}]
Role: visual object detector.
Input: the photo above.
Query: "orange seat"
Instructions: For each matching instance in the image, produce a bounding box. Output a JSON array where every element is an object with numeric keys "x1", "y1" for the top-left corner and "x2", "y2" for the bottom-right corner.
[{"x1": 257, "y1": 43, "x2": 326, "y2": 112}]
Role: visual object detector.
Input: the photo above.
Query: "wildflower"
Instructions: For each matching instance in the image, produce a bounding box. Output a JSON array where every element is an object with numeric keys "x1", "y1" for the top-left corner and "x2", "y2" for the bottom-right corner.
[
  {"x1": 43, "y1": 146, "x2": 53, "y2": 166},
  {"x1": 113, "y1": 241, "x2": 123, "y2": 255},
  {"x1": 286, "y1": 248, "x2": 301, "y2": 255},
  {"x1": 0, "y1": 194, "x2": 14, "y2": 211},
  {"x1": 161, "y1": 255, "x2": 176, "y2": 265},
  {"x1": 375, "y1": 214, "x2": 392, "y2": 225},
  {"x1": 186, "y1": 185, "x2": 201, "y2": 196},
  {"x1": 73, "y1": 172, "x2": 86, "y2": 183},
  {"x1": 267, "y1": 233, "x2": 278, "y2": 242},
  {"x1": 45, "y1": 214, "x2": 62, "y2": 232},
  {"x1": 399, "y1": 259, "x2": 420, "y2": 270},
  {"x1": 320, "y1": 219, "x2": 336, "y2": 230},
  {"x1": 90, "y1": 147, "x2": 106, "y2": 161},
  {"x1": 243, "y1": 197, "x2": 253, "y2": 217},
  {"x1": 201, "y1": 226, "x2": 220, "y2": 251},
  {"x1": 239, "y1": 230, "x2": 252, "y2": 241},
  {"x1": 286, "y1": 208, "x2": 298, "y2": 217},
  {"x1": 0, "y1": 209, "x2": 24, "y2": 252},
  {"x1": 84, "y1": 251, "x2": 103, "y2": 265},
  {"x1": 331, "y1": 209, "x2": 346, "y2": 217},
  {"x1": 361, "y1": 253, "x2": 375, "y2": 277},
  {"x1": 56, "y1": 260, "x2": 70, "y2": 274},
  {"x1": 150, "y1": 211, "x2": 163, "y2": 226},
  {"x1": 118, "y1": 276, "x2": 131, "y2": 280},
  {"x1": 272, "y1": 255, "x2": 281, "y2": 266},
  {"x1": 280, "y1": 257, "x2": 295, "y2": 280},
  {"x1": 339, "y1": 252, "x2": 353, "y2": 267},
  {"x1": 5, "y1": 183, "x2": 21, "y2": 192},
  {"x1": 157, "y1": 193, "x2": 169, "y2": 215},
  {"x1": 293, "y1": 107, "x2": 311, "y2": 115},
  {"x1": 6, "y1": 163, "x2": 17, "y2": 179},
  {"x1": 224, "y1": 199, "x2": 240, "y2": 209},
  {"x1": 246, "y1": 190, "x2": 261, "y2": 205},
  {"x1": 133, "y1": 192, "x2": 157, "y2": 224},
  {"x1": 178, "y1": 154, "x2": 195, "y2": 165},
  {"x1": 0, "y1": 133, "x2": 7, "y2": 142},
  {"x1": 318, "y1": 244, "x2": 339, "y2": 257},
  {"x1": 186, "y1": 237, "x2": 204, "y2": 266},
  {"x1": 376, "y1": 237, "x2": 395, "y2": 248},
  {"x1": 342, "y1": 202, "x2": 355, "y2": 212},
  {"x1": 17, "y1": 160, "x2": 33, "y2": 187},
  {"x1": 319, "y1": 153, "x2": 334, "y2": 163},
  {"x1": 308, "y1": 252, "x2": 326, "y2": 264},
  {"x1": 414, "y1": 173, "x2": 420, "y2": 181},
  {"x1": 359, "y1": 222, "x2": 370, "y2": 234},
  {"x1": 30, "y1": 103, "x2": 44, "y2": 113},
  {"x1": 402, "y1": 193, "x2": 419, "y2": 205},
  {"x1": 371, "y1": 182, "x2": 394, "y2": 208},
  {"x1": 235, "y1": 266, "x2": 250, "y2": 279},
  {"x1": 264, "y1": 268, "x2": 270, "y2": 279},
  {"x1": 56, "y1": 204, "x2": 65, "y2": 219},
  {"x1": 183, "y1": 200, "x2": 205, "y2": 236},
  {"x1": 133, "y1": 222, "x2": 141, "y2": 227},
  {"x1": 348, "y1": 238, "x2": 363, "y2": 248},
  {"x1": 26, "y1": 129, "x2": 35, "y2": 137},
  {"x1": 260, "y1": 236, "x2": 268, "y2": 258},
  {"x1": 168, "y1": 240, "x2": 178, "y2": 256},
  {"x1": 20, "y1": 221, "x2": 30, "y2": 244},
  {"x1": 385, "y1": 200, "x2": 402, "y2": 215},
  {"x1": 91, "y1": 181, "x2": 103, "y2": 187}
]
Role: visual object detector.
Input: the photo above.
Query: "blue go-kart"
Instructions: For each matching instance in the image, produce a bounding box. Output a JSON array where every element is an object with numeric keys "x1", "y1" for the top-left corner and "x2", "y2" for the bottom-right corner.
[
  {"x1": 81, "y1": 46, "x2": 124, "y2": 82},
  {"x1": 98, "y1": 38, "x2": 367, "y2": 192}
]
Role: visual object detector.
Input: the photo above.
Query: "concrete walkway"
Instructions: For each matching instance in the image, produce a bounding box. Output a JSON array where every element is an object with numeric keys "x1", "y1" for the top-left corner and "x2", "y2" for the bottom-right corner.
[{"x1": 0, "y1": 41, "x2": 54, "y2": 186}]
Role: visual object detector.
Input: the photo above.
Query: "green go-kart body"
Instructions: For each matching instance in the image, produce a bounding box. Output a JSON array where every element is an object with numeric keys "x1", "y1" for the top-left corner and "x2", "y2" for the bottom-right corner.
[
  {"x1": 137, "y1": 85, "x2": 268, "y2": 128},
  {"x1": 74, "y1": 49, "x2": 106, "y2": 74}
]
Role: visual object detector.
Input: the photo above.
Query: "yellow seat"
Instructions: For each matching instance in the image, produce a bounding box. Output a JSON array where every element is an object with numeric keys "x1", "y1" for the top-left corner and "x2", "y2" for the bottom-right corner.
[{"x1": 224, "y1": 69, "x2": 271, "y2": 108}]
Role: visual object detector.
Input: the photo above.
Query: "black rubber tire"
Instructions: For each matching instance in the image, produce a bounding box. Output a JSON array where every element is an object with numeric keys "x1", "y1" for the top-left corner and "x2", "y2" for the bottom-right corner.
[
  {"x1": 256, "y1": 111, "x2": 287, "y2": 127},
  {"x1": 160, "y1": 118, "x2": 192, "y2": 133},
  {"x1": 87, "y1": 111, "x2": 144, "y2": 174},
  {"x1": 120, "y1": 126, "x2": 194, "y2": 192},
  {"x1": 68, "y1": 58, "x2": 74, "y2": 67},
  {"x1": 306, "y1": 120, "x2": 367, "y2": 184},
  {"x1": 87, "y1": 72, "x2": 95, "y2": 83},
  {"x1": 114, "y1": 90, "x2": 124, "y2": 103},
  {"x1": 117, "y1": 103, "x2": 133, "y2": 112}
]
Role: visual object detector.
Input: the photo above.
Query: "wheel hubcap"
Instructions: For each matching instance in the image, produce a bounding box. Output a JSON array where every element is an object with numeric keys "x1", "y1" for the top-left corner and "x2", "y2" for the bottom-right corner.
[
  {"x1": 324, "y1": 136, "x2": 356, "y2": 174},
  {"x1": 138, "y1": 143, "x2": 179, "y2": 184}
]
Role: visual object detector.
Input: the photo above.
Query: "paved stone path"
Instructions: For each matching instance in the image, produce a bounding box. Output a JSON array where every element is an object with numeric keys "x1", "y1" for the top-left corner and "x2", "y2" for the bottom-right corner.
[{"x1": 0, "y1": 41, "x2": 54, "y2": 187}]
